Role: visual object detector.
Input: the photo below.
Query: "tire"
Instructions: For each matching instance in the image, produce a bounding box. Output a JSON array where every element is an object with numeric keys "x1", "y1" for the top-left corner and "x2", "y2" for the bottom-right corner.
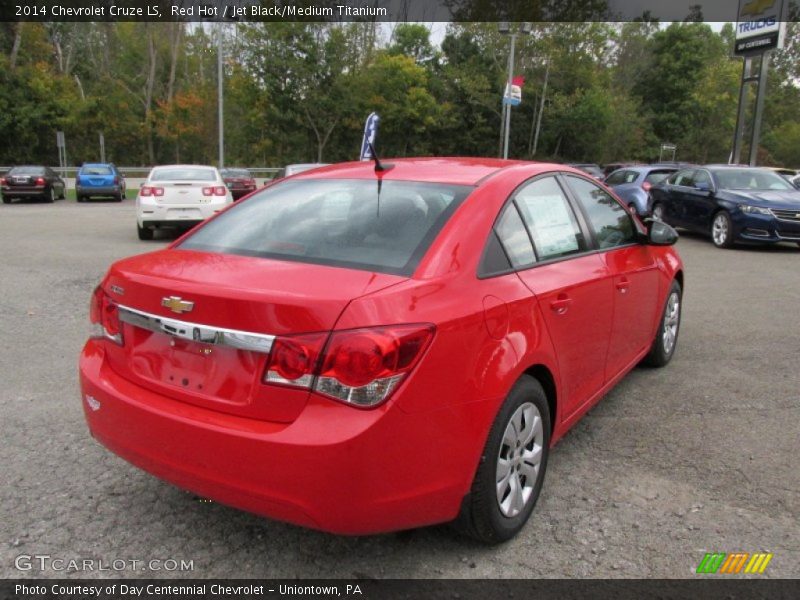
[
  {"x1": 77, "y1": 195, "x2": 85, "y2": 203},
  {"x1": 651, "y1": 203, "x2": 665, "y2": 221},
  {"x1": 454, "y1": 376, "x2": 551, "y2": 544},
  {"x1": 45, "y1": 187, "x2": 55, "y2": 203},
  {"x1": 2, "y1": 195, "x2": 10, "y2": 204},
  {"x1": 711, "y1": 211, "x2": 734, "y2": 248},
  {"x1": 137, "y1": 223, "x2": 154, "y2": 240},
  {"x1": 642, "y1": 279, "x2": 682, "y2": 368},
  {"x1": 59, "y1": 188, "x2": 65, "y2": 200},
  {"x1": 115, "y1": 194, "x2": 123, "y2": 202}
]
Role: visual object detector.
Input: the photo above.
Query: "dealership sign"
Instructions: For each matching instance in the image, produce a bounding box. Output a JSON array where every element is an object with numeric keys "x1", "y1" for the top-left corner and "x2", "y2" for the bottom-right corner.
[{"x1": 734, "y1": 0, "x2": 787, "y2": 55}]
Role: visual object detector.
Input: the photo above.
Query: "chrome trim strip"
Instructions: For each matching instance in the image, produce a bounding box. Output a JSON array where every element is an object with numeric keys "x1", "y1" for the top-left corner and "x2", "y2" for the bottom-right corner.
[{"x1": 117, "y1": 305, "x2": 275, "y2": 354}]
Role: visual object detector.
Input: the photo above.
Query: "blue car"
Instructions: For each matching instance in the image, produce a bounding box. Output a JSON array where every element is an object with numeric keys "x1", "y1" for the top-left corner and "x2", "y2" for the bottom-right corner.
[
  {"x1": 649, "y1": 166, "x2": 800, "y2": 249},
  {"x1": 604, "y1": 165, "x2": 678, "y2": 216},
  {"x1": 76, "y1": 163, "x2": 125, "y2": 202}
]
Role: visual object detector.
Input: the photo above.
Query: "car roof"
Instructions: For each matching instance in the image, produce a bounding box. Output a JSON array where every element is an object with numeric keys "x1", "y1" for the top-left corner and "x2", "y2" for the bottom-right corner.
[
  {"x1": 81, "y1": 163, "x2": 113, "y2": 167},
  {"x1": 295, "y1": 157, "x2": 549, "y2": 186}
]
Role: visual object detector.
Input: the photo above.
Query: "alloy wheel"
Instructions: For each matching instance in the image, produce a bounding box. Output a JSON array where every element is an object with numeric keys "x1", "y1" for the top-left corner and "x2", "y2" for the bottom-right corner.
[
  {"x1": 662, "y1": 291, "x2": 680, "y2": 354},
  {"x1": 712, "y1": 214, "x2": 729, "y2": 246},
  {"x1": 496, "y1": 402, "x2": 544, "y2": 518}
]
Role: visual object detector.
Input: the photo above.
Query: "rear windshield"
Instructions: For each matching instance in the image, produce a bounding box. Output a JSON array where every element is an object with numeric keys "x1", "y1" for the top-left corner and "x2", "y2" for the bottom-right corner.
[
  {"x1": 9, "y1": 167, "x2": 45, "y2": 175},
  {"x1": 150, "y1": 167, "x2": 216, "y2": 182},
  {"x1": 81, "y1": 166, "x2": 112, "y2": 175},
  {"x1": 179, "y1": 179, "x2": 473, "y2": 276},
  {"x1": 644, "y1": 170, "x2": 675, "y2": 184},
  {"x1": 712, "y1": 169, "x2": 794, "y2": 191},
  {"x1": 222, "y1": 169, "x2": 251, "y2": 178}
]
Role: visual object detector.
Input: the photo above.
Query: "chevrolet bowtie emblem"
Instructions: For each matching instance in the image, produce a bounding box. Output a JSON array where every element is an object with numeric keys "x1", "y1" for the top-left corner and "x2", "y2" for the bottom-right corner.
[
  {"x1": 740, "y1": 0, "x2": 776, "y2": 18},
  {"x1": 161, "y1": 296, "x2": 194, "y2": 314}
]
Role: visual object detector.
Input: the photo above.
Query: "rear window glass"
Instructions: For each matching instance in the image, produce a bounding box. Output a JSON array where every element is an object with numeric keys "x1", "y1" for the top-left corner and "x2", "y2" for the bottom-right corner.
[
  {"x1": 81, "y1": 166, "x2": 112, "y2": 175},
  {"x1": 644, "y1": 170, "x2": 675, "y2": 184},
  {"x1": 151, "y1": 168, "x2": 217, "y2": 182},
  {"x1": 9, "y1": 167, "x2": 45, "y2": 175},
  {"x1": 179, "y1": 179, "x2": 472, "y2": 276}
]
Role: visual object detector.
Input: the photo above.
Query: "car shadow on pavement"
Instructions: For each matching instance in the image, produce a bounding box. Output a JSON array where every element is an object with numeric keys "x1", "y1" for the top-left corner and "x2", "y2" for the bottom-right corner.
[{"x1": 676, "y1": 229, "x2": 800, "y2": 253}]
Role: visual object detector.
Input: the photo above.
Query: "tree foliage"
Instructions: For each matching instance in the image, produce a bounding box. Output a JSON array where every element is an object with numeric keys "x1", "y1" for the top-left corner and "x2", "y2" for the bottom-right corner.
[{"x1": 1, "y1": 21, "x2": 799, "y2": 167}]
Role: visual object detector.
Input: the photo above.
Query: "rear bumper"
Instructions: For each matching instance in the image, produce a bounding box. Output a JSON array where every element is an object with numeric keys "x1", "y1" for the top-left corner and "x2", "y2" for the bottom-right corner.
[
  {"x1": 230, "y1": 187, "x2": 256, "y2": 199},
  {"x1": 1, "y1": 187, "x2": 47, "y2": 196},
  {"x1": 79, "y1": 339, "x2": 475, "y2": 534},
  {"x1": 77, "y1": 185, "x2": 120, "y2": 196},
  {"x1": 137, "y1": 201, "x2": 228, "y2": 227}
]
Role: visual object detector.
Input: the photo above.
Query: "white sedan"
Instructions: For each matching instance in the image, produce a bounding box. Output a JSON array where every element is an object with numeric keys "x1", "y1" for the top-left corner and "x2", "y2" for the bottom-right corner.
[{"x1": 136, "y1": 165, "x2": 233, "y2": 240}]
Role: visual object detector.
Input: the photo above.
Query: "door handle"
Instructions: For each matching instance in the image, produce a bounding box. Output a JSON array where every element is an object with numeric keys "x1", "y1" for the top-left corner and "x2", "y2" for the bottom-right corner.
[
  {"x1": 616, "y1": 278, "x2": 630, "y2": 293},
  {"x1": 550, "y1": 294, "x2": 572, "y2": 315}
]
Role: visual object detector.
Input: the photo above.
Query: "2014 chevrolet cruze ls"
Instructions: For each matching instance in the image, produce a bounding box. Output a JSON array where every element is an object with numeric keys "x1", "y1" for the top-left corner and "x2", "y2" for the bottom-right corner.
[{"x1": 80, "y1": 158, "x2": 684, "y2": 543}]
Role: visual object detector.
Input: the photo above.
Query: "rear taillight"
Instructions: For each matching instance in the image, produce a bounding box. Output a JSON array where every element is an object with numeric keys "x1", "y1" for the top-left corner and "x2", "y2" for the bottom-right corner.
[
  {"x1": 90, "y1": 286, "x2": 123, "y2": 345},
  {"x1": 642, "y1": 182, "x2": 652, "y2": 192},
  {"x1": 264, "y1": 333, "x2": 328, "y2": 388},
  {"x1": 35, "y1": 177, "x2": 45, "y2": 186},
  {"x1": 0, "y1": 178, "x2": 6, "y2": 185},
  {"x1": 140, "y1": 186, "x2": 164, "y2": 197},
  {"x1": 202, "y1": 186, "x2": 227, "y2": 196},
  {"x1": 263, "y1": 324, "x2": 434, "y2": 408}
]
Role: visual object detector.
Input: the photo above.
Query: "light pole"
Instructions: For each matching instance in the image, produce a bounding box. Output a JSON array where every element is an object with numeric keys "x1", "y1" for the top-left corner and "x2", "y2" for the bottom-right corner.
[
  {"x1": 217, "y1": 22, "x2": 224, "y2": 169},
  {"x1": 499, "y1": 22, "x2": 531, "y2": 160}
]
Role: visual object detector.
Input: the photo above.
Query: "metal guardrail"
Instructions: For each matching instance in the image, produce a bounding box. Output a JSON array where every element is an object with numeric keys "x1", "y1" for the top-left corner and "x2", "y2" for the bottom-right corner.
[{"x1": 0, "y1": 166, "x2": 283, "y2": 178}]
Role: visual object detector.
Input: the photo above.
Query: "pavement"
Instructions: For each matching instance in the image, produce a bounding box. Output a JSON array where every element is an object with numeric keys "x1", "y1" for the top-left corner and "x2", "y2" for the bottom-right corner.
[{"x1": 1, "y1": 198, "x2": 798, "y2": 579}]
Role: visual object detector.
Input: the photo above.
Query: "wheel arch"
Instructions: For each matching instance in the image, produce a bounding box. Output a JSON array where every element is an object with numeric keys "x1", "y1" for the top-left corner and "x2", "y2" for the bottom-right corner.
[
  {"x1": 522, "y1": 364, "x2": 557, "y2": 435},
  {"x1": 674, "y1": 269, "x2": 684, "y2": 293}
]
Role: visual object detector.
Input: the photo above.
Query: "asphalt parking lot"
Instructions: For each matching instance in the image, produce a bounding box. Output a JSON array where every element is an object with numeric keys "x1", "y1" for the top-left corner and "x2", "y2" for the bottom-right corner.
[{"x1": 1, "y1": 198, "x2": 798, "y2": 579}]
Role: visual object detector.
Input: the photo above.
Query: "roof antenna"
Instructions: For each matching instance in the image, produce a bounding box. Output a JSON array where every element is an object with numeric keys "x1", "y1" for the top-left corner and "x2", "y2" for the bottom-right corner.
[{"x1": 368, "y1": 142, "x2": 394, "y2": 173}]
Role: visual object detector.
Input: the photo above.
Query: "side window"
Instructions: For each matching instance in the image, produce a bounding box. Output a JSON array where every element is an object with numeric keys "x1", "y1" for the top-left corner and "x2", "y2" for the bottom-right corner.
[
  {"x1": 693, "y1": 170, "x2": 711, "y2": 188},
  {"x1": 514, "y1": 177, "x2": 585, "y2": 261},
  {"x1": 565, "y1": 175, "x2": 637, "y2": 250},
  {"x1": 605, "y1": 170, "x2": 628, "y2": 185},
  {"x1": 495, "y1": 204, "x2": 536, "y2": 269},
  {"x1": 672, "y1": 169, "x2": 695, "y2": 187}
]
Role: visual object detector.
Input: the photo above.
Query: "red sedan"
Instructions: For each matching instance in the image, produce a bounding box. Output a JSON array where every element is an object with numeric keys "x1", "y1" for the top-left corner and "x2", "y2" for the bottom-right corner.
[{"x1": 79, "y1": 158, "x2": 684, "y2": 542}]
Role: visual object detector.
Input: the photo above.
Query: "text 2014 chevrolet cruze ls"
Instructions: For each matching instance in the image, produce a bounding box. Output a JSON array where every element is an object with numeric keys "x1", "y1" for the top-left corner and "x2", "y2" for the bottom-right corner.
[{"x1": 80, "y1": 158, "x2": 684, "y2": 543}]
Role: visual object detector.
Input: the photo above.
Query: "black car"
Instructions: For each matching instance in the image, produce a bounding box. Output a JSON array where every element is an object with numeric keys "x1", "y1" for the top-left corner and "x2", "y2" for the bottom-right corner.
[
  {"x1": 1, "y1": 166, "x2": 66, "y2": 204},
  {"x1": 649, "y1": 166, "x2": 800, "y2": 249}
]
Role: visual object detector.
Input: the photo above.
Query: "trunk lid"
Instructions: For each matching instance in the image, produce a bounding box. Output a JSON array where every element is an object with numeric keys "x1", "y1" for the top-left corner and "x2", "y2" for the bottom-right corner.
[
  {"x1": 155, "y1": 181, "x2": 209, "y2": 205},
  {"x1": 102, "y1": 249, "x2": 405, "y2": 422}
]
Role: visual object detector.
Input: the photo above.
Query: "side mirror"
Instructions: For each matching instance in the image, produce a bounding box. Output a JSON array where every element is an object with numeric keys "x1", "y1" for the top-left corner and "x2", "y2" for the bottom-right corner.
[{"x1": 645, "y1": 219, "x2": 679, "y2": 246}]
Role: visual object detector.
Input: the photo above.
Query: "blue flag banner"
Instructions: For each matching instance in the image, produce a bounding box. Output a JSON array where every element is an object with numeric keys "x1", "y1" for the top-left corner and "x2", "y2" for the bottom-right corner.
[{"x1": 360, "y1": 112, "x2": 380, "y2": 161}]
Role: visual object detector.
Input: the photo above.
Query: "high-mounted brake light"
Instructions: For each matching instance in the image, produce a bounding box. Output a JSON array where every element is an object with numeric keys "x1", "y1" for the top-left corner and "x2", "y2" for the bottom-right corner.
[
  {"x1": 90, "y1": 286, "x2": 123, "y2": 345},
  {"x1": 263, "y1": 324, "x2": 434, "y2": 407}
]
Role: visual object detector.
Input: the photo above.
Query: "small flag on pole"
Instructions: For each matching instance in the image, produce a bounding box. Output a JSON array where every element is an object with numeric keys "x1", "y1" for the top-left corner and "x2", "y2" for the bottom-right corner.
[{"x1": 360, "y1": 112, "x2": 380, "y2": 161}]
